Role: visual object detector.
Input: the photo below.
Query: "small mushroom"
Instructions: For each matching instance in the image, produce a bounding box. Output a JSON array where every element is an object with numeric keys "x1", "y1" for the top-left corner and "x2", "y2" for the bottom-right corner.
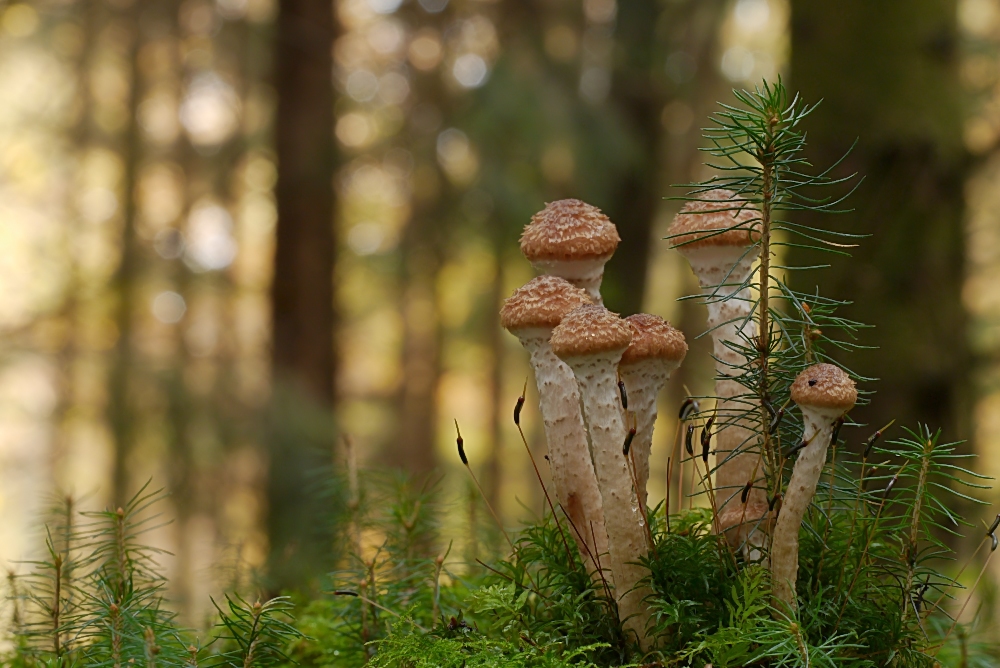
[
  {"x1": 520, "y1": 199, "x2": 621, "y2": 304},
  {"x1": 668, "y1": 189, "x2": 766, "y2": 549},
  {"x1": 551, "y1": 305, "x2": 651, "y2": 646},
  {"x1": 619, "y1": 314, "x2": 688, "y2": 509},
  {"x1": 771, "y1": 363, "x2": 857, "y2": 609},
  {"x1": 500, "y1": 276, "x2": 610, "y2": 576}
]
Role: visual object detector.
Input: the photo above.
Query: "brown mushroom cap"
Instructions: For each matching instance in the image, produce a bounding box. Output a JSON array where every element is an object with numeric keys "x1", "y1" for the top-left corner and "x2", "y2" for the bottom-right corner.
[
  {"x1": 550, "y1": 304, "x2": 632, "y2": 358},
  {"x1": 790, "y1": 363, "x2": 858, "y2": 411},
  {"x1": 620, "y1": 314, "x2": 688, "y2": 365},
  {"x1": 500, "y1": 276, "x2": 593, "y2": 331},
  {"x1": 717, "y1": 499, "x2": 770, "y2": 531},
  {"x1": 668, "y1": 189, "x2": 761, "y2": 250},
  {"x1": 520, "y1": 199, "x2": 621, "y2": 262}
]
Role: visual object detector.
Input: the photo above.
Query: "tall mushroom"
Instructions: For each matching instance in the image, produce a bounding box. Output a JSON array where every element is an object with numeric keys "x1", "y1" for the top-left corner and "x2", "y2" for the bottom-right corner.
[
  {"x1": 771, "y1": 363, "x2": 856, "y2": 609},
  {"x1": 667, "y1": 189, "x2": 767, "y2": 551},
  {"x1": 520, "y1": 199, "x2": 621, "y2": 305},
  {"x1": 619, "y1": 314, "x2": 688, "y2": 509},
  {"x1": 551, "y1": 305, "x2": 651, "y2": 646},
  {"x1": 499, "y1": 276, "x2": 610, "y2": 578}
]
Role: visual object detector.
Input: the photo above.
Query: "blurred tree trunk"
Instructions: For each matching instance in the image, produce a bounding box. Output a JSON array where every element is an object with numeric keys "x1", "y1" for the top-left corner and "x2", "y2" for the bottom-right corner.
[
  {"x1": 54, "y1": 0, "x2": 95, "y2": 488},
  {"x1": 603, "y1": 1, "x2": 667, "y2": 317},
  {"x1": 268, "y1": 0, "x2": 338, "y2": 591},
  {"x1": 390, "y1": 2, "x2": 457, "y2": 480},
  {"x1": 108, "y1": 0, "x2": 145, "y2": 508},
  {"x1": 272, "y1": 0, "x2": 337, "y2": 402},
  {"x1": 603, "y1": 1, "x2": 728, "y2": 317},
  {"x1": 789, "y1": 1, "x2": 970, "y2": 440}
]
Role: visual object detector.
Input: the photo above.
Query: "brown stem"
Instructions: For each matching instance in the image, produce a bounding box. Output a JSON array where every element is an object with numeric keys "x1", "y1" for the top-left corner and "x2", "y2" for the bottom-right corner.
[
  {"x1": 901, "y1": 437, "x2": 933, "y2": 620},
  {"x1": 757, "y1": 152, "x2": 775, "y2": 478},
  {"x1": 243, "y1": 602, "x2": 263, "y2": 668},
  {"x1": 53, "y1": 555, "x2": 62, "y2": 659},
  {"x1": 110, "y1": 603, "x2": 122, "y2": 668}
]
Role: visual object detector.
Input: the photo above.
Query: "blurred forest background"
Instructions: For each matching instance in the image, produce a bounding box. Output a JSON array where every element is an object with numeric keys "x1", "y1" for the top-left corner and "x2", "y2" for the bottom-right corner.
[{"x1": 2, "y1": 0, "x2": 1000, "y2": 624}]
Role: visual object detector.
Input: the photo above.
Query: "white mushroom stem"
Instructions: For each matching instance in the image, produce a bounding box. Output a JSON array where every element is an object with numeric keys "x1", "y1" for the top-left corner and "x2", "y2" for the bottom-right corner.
[
  {"x1": 684, "y1": 246, "x2": 768, "y2": 544},
  {"x1": 619, "y1": 359, "x2": 681, "y2": 509},
  {"x1": 770, "y1": 406, "x2": 842, "y2": 609},
  {"x1": 531, "y1": 257, "x2": 610, "y2": 305},
  {"x1": 516, "y1": 329, "x2": 610, "y2": 579},
  {"x1": 563, "y1": 351, "x2": 652, "y2": 646}
]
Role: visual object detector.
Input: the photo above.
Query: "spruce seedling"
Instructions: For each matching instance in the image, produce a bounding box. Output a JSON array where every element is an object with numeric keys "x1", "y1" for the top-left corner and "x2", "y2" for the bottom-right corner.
[{"x1": 209, "y1": 595, "x2": 302, "y2": 668}]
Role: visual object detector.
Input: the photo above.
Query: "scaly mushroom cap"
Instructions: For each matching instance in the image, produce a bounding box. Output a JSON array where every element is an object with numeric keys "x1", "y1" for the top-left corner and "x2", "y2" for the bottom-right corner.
[
  {"x1": 668, "y1": 189, "x2": 761, "y2": 250},
  {"x1": 520, "y1": 199, "x2": 621, "y2": 262},
  {"x1": 500, "y1": 276, "x2": 592, "y2": 332},
  {"x1": 620, "y1": 314, "x2": 688, "y2": 366},
  {"x1": 790, "y1": 363, "x2": 858, "y2": 412},
  {"x1": 550, "y1": 304, "x2": 631, "y2": 358},
  {"x1": 717, "y1": 499, "x2": 770, "y2": 539}
]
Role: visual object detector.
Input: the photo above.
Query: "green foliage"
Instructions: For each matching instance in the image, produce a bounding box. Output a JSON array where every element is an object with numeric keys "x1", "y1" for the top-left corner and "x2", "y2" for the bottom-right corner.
[
  {"x1": 1, "y1": 485, "x2": 304, "y2": 668},
  {"x1": 286, "y1": 437, "x2": 996, "y2": 667},
  {"x1": 288, "y1": 467, "x2": 626, "y2": 667},
  {"x1": 644, "y1": 506, "x2": 734, "y2": 656},
  {"x1": 0, "y1": 439, "x2": 996, "y2": 668},
  {"x1": 678, "y1": 565, "x2": 858, "y2": 668},
  {"x1": 288, "y1": 471, "x2": 457, "y2": 668},
  {"x1": 209, "y1": 596, "x2": 302, "y2": 668},
  {"x1": 72, "y1": 485, "x2": 189, "y2": 668},
  {"x1": 484, "y1": 517, "x2": 627, "y2": 664},
  {"x1": 366, "y1": 616, "x2": 611, "y2": 668}
]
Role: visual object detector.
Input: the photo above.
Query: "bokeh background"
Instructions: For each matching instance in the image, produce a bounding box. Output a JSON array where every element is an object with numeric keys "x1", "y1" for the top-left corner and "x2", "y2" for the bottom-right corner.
[{"x1": 1, "y1": 0, "x2": 998, "y2": 624}]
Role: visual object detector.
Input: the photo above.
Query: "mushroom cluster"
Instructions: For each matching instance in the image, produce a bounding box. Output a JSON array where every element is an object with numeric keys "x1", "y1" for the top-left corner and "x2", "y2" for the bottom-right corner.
[
  {"x1": 502, "y1": 200, "x2": 687, "y2": 645},
  {"x1": 500, "y1": 194, "x2": 857, "y2": 633}
]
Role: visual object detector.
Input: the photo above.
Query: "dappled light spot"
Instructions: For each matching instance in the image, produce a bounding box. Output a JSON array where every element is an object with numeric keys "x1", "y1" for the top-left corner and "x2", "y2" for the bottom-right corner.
[
  {"x1": 409, "y1": 31, "x2": 443, "y2": 71},
  {"x1": 336, "y1": 112, "x2": 374, "y2": 147},
  {"x1": 152, "y1": 291, "x2": 186, "y2": 324},
  {"x1": 348, "y1": 222, "x2": 385, "y2": 256},
  {"x1": 452, "y1": 53, "x2": 488, "y2": 88},
  {"x1": 185, "y1": 203, "x2": 237, "y2": 272}
]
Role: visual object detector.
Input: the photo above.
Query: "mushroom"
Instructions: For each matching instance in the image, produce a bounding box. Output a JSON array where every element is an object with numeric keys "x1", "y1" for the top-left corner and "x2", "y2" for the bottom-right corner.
[
  {"x1": 667, "y1": 189, "x2": 767, "y2": 550},
  {"x1": 499, "y1": 276, "x2": 610, "y2": 577},
  {"x1": 520, "y1": 199, "x2": 621, "y2": 304},
  {"x1": 619, "y1": 314, "x2": 688, "y2": 510},
  {"x1": 771, "y1": 363, "x2": 857, "y2": 609},
  {"x1": 551, "y1": 304, "x2": 651, "y2": 646}
]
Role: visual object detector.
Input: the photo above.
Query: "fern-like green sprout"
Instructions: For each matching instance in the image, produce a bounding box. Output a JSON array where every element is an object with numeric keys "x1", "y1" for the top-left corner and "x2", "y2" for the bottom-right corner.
[
  {"x1": 1, "y1": 485, "x2": 198, "y2": 668},
  {"x1": 208, "y1": 595, "x2": 301, "y2": 668}
]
